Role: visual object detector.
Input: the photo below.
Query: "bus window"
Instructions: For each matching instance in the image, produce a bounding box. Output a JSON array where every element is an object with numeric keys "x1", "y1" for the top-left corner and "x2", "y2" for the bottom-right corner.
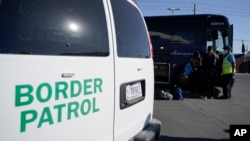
[
  {"x1": 216, "y1": 30, "x2": 223, "y2": 50},
  {"x1": 173, "y1": 29, "x2": 204, "y2": 44},
  {"x1": 221, "y1": 29, "x2": 229, "y2": 47}
]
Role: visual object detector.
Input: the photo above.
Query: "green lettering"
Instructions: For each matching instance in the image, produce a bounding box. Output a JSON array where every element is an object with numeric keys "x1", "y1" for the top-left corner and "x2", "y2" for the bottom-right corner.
[
  {"x1": 92, "y1": 98, "x2": 100, "y2": 113},
  {"x1": 54, "y1": 103, "x2": 66, "y2": 123},
  {"x1": 70, "y1": 80, "x2": 82, "y2": 98},
  {"x1": 20, "y1": 110, "x2": 37, "y2": 132},
  {"x1": 84, "y1": 79, "x2": 92, "y2": 95},
  {"x1": 68, "y1": 102, "x2": 79, "y2": 120},
  {"x1": 80, "y1": 99, "x2": 91, "y2": 115},
  {"x1": 36, "y1": 83, "x2": 52, "y2": 103},
  {"x1": 94, "y1": 78, "x2": 102, "y2": 93},
  {"x1": 15, "y1": 84, "x2": 34, "y2": 107},
  {"x1": 38, "y1": 107, "x2": 54, "y2": 128},
  {"x1": 55, "y1": 81, "x2": 68, "y2": 100}
]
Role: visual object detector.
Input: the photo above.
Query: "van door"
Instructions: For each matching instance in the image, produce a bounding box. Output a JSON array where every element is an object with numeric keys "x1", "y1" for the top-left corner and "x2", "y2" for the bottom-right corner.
[
  {"x1": 109, "y1": 0, "x2": 155, "y2": 140},
  {"x1": 0, "y1": 0, "x2": 114, "y2": 141}
]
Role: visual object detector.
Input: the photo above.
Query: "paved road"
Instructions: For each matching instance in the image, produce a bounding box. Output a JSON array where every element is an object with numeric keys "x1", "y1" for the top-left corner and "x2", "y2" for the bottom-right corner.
[{"x1": 153, "y1": 73, "x2": 250, "y2": 141}]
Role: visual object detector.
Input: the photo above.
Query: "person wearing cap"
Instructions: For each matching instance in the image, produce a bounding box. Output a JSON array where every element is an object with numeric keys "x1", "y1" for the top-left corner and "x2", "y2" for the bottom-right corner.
[{"x1": 221, "y1": 46, "x2": 236, "y2": 99}]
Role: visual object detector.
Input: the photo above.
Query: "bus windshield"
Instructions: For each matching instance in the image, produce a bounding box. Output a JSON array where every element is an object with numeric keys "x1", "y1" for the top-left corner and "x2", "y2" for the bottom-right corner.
[{"x1": 207, "y1": 28, "x2": 229, "y2": 52}]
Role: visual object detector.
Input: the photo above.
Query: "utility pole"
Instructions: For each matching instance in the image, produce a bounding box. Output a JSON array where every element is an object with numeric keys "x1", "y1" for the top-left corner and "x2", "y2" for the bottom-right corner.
[
  {"x1": 193, "y1": 3, "x2": 196, "y2": 15},
  {"x1": 242, "y1": 40, "x2": 245, "y2": 54},
  {"x1": 242, "y1": 40, "x2": 246, "y2": 72}
]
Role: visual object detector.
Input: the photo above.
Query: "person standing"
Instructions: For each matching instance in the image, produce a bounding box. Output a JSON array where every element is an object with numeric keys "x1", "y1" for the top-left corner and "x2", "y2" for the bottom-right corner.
[
  {"x1": 203, "y1": 46, "x2": 219, "y2": 99},
  {"x1": 221, "y1": 46, "x2": 236, "y2": 99},
  {"x1": 189, "y1": 51, "x2": 205, "y2": 98}
]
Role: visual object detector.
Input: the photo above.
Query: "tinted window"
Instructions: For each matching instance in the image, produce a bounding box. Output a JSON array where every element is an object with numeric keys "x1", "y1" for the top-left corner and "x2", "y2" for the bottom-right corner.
[
  {"x1": 172, "y1": 29, "x2": 204, "y2": 44},
  {"x1": 111, "y1": 0, "x2": 150, "y2": 58},
  {"x1": 0, "y1": 0, "x2": 109, "y2": 56},
  {"x1": 147, "y1": 20, "x2": 171, "y2": 41}
]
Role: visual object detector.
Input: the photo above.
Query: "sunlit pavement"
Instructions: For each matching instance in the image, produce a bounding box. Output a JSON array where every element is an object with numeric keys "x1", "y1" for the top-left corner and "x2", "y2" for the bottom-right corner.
[{"x1": 153, "y1": 73, "x2": 250, "y2": 141}]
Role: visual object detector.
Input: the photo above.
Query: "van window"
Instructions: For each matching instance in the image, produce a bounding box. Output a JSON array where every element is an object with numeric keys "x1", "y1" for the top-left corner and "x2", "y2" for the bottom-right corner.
[
  {"x1": 0, "y1": 0, "x2": 109, "y2": 56},
  {"x1": 111, "y1": 0, "x2": 150, "y2": 58}
]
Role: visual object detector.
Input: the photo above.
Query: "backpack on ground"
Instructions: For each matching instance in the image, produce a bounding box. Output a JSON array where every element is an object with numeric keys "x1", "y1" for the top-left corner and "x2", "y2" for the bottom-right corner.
[{"x1": 172, "y1": 86, "x2": 184, "y2": 100}]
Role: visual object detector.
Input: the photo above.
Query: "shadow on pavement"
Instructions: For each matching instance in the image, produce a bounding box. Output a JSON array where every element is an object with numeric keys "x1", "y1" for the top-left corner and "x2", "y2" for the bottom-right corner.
[{"x1": 159, "y1": 136, "x2": 228, "y2": 141}]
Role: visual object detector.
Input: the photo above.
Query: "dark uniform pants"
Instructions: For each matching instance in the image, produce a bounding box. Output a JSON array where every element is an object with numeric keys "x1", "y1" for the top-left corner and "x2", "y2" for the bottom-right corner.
[{"x1": 222, "y1": 73, "x2": 235, "y2": 98}]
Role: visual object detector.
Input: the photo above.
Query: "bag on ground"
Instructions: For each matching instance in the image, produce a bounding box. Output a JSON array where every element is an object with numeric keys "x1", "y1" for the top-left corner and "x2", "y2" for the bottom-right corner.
[
  {"x1": 160, "y1": 91, "x2": 173, "y2": 100},
  {"x1": 173, "y1": 86, "x2": 184, "y2": 100}
]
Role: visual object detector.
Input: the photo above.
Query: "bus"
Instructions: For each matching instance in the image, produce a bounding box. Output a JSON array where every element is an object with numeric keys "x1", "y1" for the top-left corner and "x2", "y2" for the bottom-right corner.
[{"x1": 145, "y1": 14, "x2": 233, "y2": 87}]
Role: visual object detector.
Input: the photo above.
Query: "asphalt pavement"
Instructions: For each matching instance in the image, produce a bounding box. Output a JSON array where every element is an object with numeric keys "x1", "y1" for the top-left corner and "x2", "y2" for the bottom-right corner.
[{"x1": 153, "y1": 73, "x2": 250, "y2": 141}]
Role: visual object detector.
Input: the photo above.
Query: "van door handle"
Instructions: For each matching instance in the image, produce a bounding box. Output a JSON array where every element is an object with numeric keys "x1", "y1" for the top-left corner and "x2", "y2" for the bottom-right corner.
[{"x1": 61, "y1": 73, "x2": 75, "y2": 78}]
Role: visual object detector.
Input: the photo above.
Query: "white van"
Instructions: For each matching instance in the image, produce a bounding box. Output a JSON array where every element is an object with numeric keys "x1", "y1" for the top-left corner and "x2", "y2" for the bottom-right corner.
[{"x1": 0, "y1": 0, "x2": 161, "y2": 141}]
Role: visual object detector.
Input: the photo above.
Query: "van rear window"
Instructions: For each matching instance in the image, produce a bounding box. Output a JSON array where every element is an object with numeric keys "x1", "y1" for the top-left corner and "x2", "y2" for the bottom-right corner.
[
  {"x1": 0, "y1": 0, "x2": 109, "y2": 56},
  {"x1": 111, "y1": 0, "x2": 151, "y2": 58}
]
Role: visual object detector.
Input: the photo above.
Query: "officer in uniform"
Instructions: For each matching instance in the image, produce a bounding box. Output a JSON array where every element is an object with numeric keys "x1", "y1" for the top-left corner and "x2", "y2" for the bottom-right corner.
[{"x1": 221, "y1": 46, "x2": 236, "y2": 99}]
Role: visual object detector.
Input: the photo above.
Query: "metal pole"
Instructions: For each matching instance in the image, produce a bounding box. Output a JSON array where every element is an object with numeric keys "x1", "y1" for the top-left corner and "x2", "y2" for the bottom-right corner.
[
  {"x1": 193, "y1": 3, "x2": 196, "y2": 15},
  {"x1": 168, "y1": 8, "x2": 181, "y2": 15}
]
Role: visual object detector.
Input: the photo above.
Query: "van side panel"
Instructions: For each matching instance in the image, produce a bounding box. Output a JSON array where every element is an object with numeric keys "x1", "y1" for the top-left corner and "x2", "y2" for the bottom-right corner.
[
  {"x1": 0, "y1": 0, "x2": 115, "y2": 140},
  {"x1": 0, "y1": 55, "x2": 115, "y2": 141}
]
